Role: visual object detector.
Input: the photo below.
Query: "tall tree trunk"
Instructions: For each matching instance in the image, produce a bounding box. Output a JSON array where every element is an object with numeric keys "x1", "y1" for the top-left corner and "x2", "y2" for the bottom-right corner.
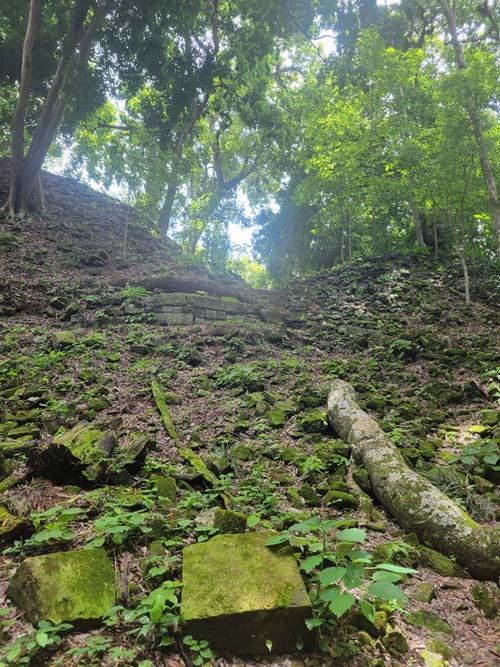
[
  {"x1": 158, "y1": 170, "x2": 180, "y2": 236},
  {"x1": 9, "y1": 0, "x2": 108, "y2": 215},
  {"x1": 8, "y1": 0, "x2": 43, "y2": 215},
  {"x1": 442, "y1": 0, "x2": 500, "y2": 254},
  {"x1": 412, "y1": 206, "x2": 425, "y2": 247}
]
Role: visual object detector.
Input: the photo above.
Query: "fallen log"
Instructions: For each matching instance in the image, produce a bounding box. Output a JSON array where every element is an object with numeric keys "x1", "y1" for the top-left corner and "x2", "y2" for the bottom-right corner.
[{"x1": 327, "y1": 379, "x2": 500, "y2": 581}]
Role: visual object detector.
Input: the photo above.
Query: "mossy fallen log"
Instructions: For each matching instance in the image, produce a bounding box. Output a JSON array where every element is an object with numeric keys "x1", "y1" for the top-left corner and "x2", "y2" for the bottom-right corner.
[{"x1": 327, "y1": 380, "x2": 500, "y2": 581}]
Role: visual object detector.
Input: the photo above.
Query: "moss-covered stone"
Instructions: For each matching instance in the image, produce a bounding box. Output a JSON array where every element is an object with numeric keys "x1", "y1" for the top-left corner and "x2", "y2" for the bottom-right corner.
[
  {"x1": 426, "y1": 638, "x2": 455, "y2": 659},
  {"x1": 406, "y1": 610, "x2": 453, "y2": 635},
  {"x1": 411, "y1": 582, "x2": 436, "y2": 603},
  {"x1": 7, "y1": 548, "x2": 116, "y2": 626},
  {"x1": 300, "y1": 483, "x2": 321, "y2": 507},
  {"x1": 181, "y1": 532, "x2": 313, "y2": 654},
  {"x1": 37, "y1": 421, "x2": 116, "y2": 484},
  {"x1": 382, "y1": 625, "x2": 409, "y2": 654},
  {"x1": 297, "y1": 411, "x2": 328, "y2": 434},
  {"x1": 480, "y1": 409, "x2": 499, "y2": 426},
  {"x1": 269, "y1": 407, "x2": 287, "y2": 427},
  {"x1": 324, "y1": 489, "x2": 358, "y2": 508},
  {"x1": 0, "y1": 507, "x2": 32, "y2": 547},
  {"x1": 150, "y1": 473, "x2": 177, "y2": 500},
  {"x1": 417, "y1": 545, "x2": 468, "y2": 578},
  {"x1": 470, "y1": 584, "x2": 498, "y2": 619},
  {"x1": 352, "y1": 610, "x2": 387, "y2": 637},
  {"x1": 51, "y1": 330, "x2": 77, "y2": 348},
  {"x1": 214, "y1": 509, "x2": 247, "y2": 533}
]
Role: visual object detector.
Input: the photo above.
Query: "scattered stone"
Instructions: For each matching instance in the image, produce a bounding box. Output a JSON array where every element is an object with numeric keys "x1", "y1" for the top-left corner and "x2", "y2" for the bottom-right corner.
[
  {"x1": 0, "y1": 507, "x2": 32, "y2": 547},
  {"x1": 382, "y1": 625, "x2": 409, "y2": 654},
  {"x1": 406, "y1": 610, "x2": 453, "y2": 635},
  {"x1": 426, "y1": 638, "x2": 455, "y2": 659},
  {"x1": 51, "y1": 330, "x2": 77, "y2": 348},
  {"x1": 417, "y1": 545, "x2": 468, "y2": 578},
  {"x1": 324, "y1": 489, "x2": 358, "y2": 508},
  {"x1": 412, "y1": 582, "x2": 436, "y2": 603},
  {"x1": 297, "y1": 410, "x2": 328, "y2": 434},
  {"x1": 36, "y1": 421, "x2": 116, "y2": 484},
  {"x1": 7, "y1": 548, "x2": 116, "y2": 626},
  {"x1": 181, "y1": 532, "x2": 314, "y2": 654},
  {"x1": 214, "y1": 509, "x2": 247, "y2": 533},
  {"x1": 300, "y1": 483, "x2": 321, "y2": 507},
  {"x1": 470, "y1": 583, "x2": 499, "y2": 619},
  {"x1": 150, "y1": 473, "x2": 178, "y2": 500}
]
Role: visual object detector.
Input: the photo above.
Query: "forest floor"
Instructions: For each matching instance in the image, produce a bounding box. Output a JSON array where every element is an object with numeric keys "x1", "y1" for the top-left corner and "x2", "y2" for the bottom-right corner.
[{"x1": 0, "y1": 175, "x2": 499, "y2": 667}]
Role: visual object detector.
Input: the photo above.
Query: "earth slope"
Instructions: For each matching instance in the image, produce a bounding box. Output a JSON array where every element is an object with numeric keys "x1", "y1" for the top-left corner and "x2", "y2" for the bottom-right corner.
[{"x1": 0, "y1": 171, "x2": 499, "y2": 667}]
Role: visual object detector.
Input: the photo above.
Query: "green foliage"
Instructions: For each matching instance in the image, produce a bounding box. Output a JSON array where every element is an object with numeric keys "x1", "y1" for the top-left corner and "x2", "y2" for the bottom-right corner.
[
  {"x1": 183, "y1": 635, "x2": 215, "y2": 667},
  {"x1": 0, "y1": 620, "x2": 72, "y2": 666},
  {"x1": 267, "y1": 517, "x2": 416, "y2": 646},
  {"x1": 104, "y1": 582, "x2": 180, "y2": 649}
]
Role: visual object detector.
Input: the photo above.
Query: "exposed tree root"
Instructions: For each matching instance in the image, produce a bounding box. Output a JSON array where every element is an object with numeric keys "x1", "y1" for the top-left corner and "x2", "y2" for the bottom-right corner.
[{"x1": 327, "y1": 379, "x2": 500, "y2": 581}]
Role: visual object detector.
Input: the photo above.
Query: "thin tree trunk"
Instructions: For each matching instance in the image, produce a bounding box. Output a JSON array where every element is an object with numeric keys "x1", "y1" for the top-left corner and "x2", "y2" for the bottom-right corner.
[
  {"x1": 8, "y1": 0, "x2": 43, "y2": 214},
  {"x1": 348, "y1": 210, "x2": 352, "y2": 260},
  {"x1": 433, "y1": 218, "x2": 439, "y2": 260},
  {"x1": 412, "y1": 206, "x2": 425, "y2": 246},
  {"x1": 442, "y1": 0, "x2": 500, "y2": 254},
  {"x1": 158, "y1": 170, "x2": 180, "y2": 236},
  {"x1": 459, "y1": 247, "x2": 471, "y2": 306}
]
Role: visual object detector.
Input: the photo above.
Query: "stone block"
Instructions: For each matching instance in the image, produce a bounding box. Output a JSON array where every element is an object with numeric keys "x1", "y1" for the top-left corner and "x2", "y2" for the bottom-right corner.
[
  {"x1": 187, "y1": 295, "x2": 224, "y2": 310},
  {"x1": 7, "y1": 548, "x2": 116, "y2": 626},
  {"x1": 155, "y1": 312, "x2": 194, "y2": 326},
  {"x1": 150, "y1": 293, "x2": 187, "y2": 307},
  {"x1": 181, "y1": 532, "x2": 313, "y2": 654}
]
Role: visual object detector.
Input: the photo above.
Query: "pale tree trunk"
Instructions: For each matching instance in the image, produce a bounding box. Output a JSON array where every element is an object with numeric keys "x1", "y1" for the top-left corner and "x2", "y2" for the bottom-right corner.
[
  {"x1": 9, "y1": 0, "x2": 109, "y2": 216},
  {"x1": 8, "y1": 0, "x2": 43, "y2": 215},
  {"x1": 158, "y1": 169, "x2": 180, "y2": 236},
  {"x1": 442, "y1": 0, "x2": 500, "y2": 254},
  {"x1": 327, "y1": 380, "x2": 500, "y2": 580},
  {"x1": 412, "y1": 206, "x2": 425, "y2": 247}
]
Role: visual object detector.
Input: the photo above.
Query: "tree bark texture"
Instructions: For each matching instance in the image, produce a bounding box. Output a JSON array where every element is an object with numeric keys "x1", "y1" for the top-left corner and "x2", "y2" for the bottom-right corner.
[
  {"x1": 327, "y1": 379, "x2": 500, "y2": 580},
  {"x1": 442, "y1": 0, "x2": 500, "y2": 254},
  {"x1": 9, "y1": 0, "x2": 108, "y2": 214}
]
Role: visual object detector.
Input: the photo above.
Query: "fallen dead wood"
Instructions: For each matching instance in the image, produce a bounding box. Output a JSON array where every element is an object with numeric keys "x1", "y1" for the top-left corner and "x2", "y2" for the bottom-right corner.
[{"x1": 327, "y1": 379, "x2": 500, "y2": 581}]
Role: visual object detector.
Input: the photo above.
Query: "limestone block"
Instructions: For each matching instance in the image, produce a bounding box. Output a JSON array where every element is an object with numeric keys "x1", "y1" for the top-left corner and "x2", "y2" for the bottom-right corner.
[
  {"x1": 7, "y1": 548, "x2": 116, "y2": 626},
  {"x1": 181, "y1": 532, "x2": 313, "y2": 654}
]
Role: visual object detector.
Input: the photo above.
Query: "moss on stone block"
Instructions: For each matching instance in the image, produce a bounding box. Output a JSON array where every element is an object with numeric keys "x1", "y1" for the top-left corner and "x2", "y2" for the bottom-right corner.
[
  {"x1": 181, "y1": 532, "x2": 313, "y2": 654},
  {"x1": 38, "y1": 421, "x2": 116, "y2": 485},
  {"x1": 324, "y1": 489, "x2": 358, "y2": 508},
  {"x1": 297, "y1": 411, "x2": 328, "y2": 434},
  {"x1": 214, "y1": 509, "x2": 247, "y2": 533},
  {"x1": 0, "y1": 507, "x2": 32, "y2": 547},
  {"x1": 406, "y1": 610, "x2": 452, "y2": 635},
  {"x1": 7, "y1": 548, "x2": 116, "y2": 626},
  {"x1": 150, "y1": 473, "x2": 177, "y2": 500},
  {"x1": 470, "y1": 583, "x2": 498, "y2": 619},
  {"x1": 411, "y1": 582, "x2": 436, "y2": 604},
  {"x1": 417, "y1": 545, "x2": 468, "y2": 578}
]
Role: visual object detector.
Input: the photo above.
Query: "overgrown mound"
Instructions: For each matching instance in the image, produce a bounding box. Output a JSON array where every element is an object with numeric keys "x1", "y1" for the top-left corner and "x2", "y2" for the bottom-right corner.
[{"x1": 0, "y1": 178, "x2": 499, "y2": 667}]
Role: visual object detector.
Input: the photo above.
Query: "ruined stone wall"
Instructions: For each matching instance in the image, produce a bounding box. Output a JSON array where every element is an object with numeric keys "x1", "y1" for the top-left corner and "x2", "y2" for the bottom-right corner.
[{"x1": 123, "y1": 291, "x2": 288, "y2": 325}]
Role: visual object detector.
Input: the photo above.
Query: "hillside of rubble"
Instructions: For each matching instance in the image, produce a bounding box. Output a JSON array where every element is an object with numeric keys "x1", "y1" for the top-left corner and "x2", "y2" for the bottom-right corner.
[{"x1": 0, "y1": 172, "x2": 499, "y2": 667}]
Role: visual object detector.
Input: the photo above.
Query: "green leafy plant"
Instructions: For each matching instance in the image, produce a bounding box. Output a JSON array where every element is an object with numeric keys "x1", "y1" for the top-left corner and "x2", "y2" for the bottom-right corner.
[
  {"x1": 104, "y1": 581, "x2": 180, "y2": 648},
  {"x1": 267, "y1": 517, "x2": 416, "y2": 648},
  {"x1": 452, "y1": 439, "x2": 499, "y2": 475},
  {"x1": 0, "y1": 620, "x2": 72, "y2": 666},
  {"x1": 183, "y1": 635, "x2": 215, "y2": 666}
]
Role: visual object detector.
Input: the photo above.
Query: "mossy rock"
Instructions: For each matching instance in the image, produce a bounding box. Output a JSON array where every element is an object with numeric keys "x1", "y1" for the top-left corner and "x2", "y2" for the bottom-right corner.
[
  {"x1": 406, "y1": 610, "x2": 453, "y2": 635},
  {"x1": 480, "y1": 409, "x2": 499, "y2": 426},
  {"x1": 36, "y1": 421, "x2": 116, "y2": 485},
  {"x1": 0, "y1": 507, "x2": 32, "y2": 547},
  {"x1": 470, "y1": 583, "x2": 499, "y2": 619},
  {"x1": 382, "y1": 625, "x2": 409, "y2": 655},
  {"x1": 269, "y1": 407, "x2": 287, "y2": 428},
  {"x1": 417, "y1": 545, "x2": 468, "y2": 578},
  {"x1": 181, "y1": 532, "x2": 314, "y2": 654},
  {"x1": 299, "y1": 483, "x2": 321, "y2": 507},
  {"x1": 7, "y1": 548, "x2": 116, "y2": 626},
  {"x1": 150, "y1": 473, "x2": 177, "y2": 500},
  {"x1": 228, "y1": 443, "x2": 252, "y2": 461},
  {"x1": 51, "y1": 330, "x2": 77, "y2": 349},
  {"x1": 324, "y1": 489, "x2": 358, "y2": 508},
  {"x1": 411, "y1": 582, "x2": 436, "y2": 604},
  {"x1": 426, "y1": 638, "x2": 455, "y2": 659},
  {"x1": 352, "y1": 610, "x2": 387, "y2": 637},
  {"x1": 214, "y1": 509, "x2": 247, "y2": 534},
  {"x1": 297, "y1": 410, "x2": 328, "y2": 434}
]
